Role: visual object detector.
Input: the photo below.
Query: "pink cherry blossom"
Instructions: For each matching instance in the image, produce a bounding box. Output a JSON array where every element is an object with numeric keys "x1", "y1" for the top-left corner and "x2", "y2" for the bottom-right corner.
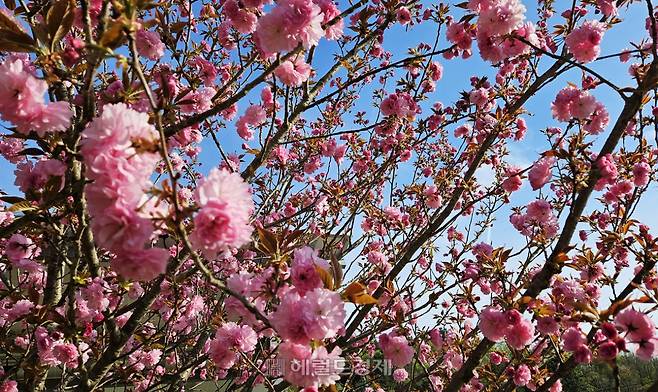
[
  {"x1": 379, "y1": 332, "x2": 415, "y2": 367},
  {"x1": 270, "y1": 288, "x2": 344, "y2": 343},
  {"x1": 476, "y1": 0, "x2": 526, "y2": 36},
  {"x1": 597, "y1": 0, "x2": 617, "y2": 16},
  {"x1": 4, "y1": 234, "x2": 36, "y2": 263},
  {"x1": 275, "y1": 58, "x2": 312, "y2": 87},
  {"x1": 583, "y1": 102, "x2": 609, "y2": 134},
  {"x1": 110, "y1": 248, "x2": 169, "y2": 281},
  {"x1": 562, "y1": 327, "x2": 586, "y2": 352},
  {"x1": 506, "y1": 316, "x2": 535, "y2": 350},
  {"x1": 574, "y1": 345, "x2": 592, "y2": 363},
  {"x1": 479, "y1": 307, "x2": 509, "y2": 342},
  {"x1": 209, "y1": 322, "x2": 257, "y2": 369},
  {"x1": 598, "y1": 340, "x2": 619, "y2": 360},
  {"x1": 537, "y1": 317, "x2": 559, "y2": 335},
  {"x1": 188, "y1": 57, "x2": 218, "y2": 87},
  {"x1": 190, "y1": 168, "x2": 254, "y2": 257},
  {"x1": 14, "y1": 158, "x2": 66, "y2": 195},
  {"x1": 565, "y1": 20, "x2": 606, "y2": 63},
  {"x1": 428, "y1": 61, "x2": 443, "y2": 81},
  {"x1": 447, "y1": 22, "x2": 473, "y2": 50},
  {"x1": 136, "y1": 29, "x2": 165, "y2": 60},
  {"x1": 0, "y1": 59, "x2": 72, "y2": 136},
  {"x1": 302, "y1": 288, "x2": 345, "y2": 339},
  {"x1": 380, "y1": 92, "x2": 419, "y2": 119},
  {"x1": 224, "y1": 0, "x2": 258, "y2": 34},
  {"x1": 276, "y1": 341, "x2": 344, "y2": 388},
  {"x1": 53, "y1": 343, "x2": 79, "y2": 368},
  {"x1": 91, "y1": 201, "x2": 154, "y2": 252},
  {"x1": 615, "y1": 309, "x2": 655, "y2": 342},
  {"x1": 424, "y1": 185, "x2": 442, "y2": 209},
  {"x1": 513, "y1": 364, "x2": 531, "y2": 386},
  {"x1": 502, "y1": 172, "x2": 522, "y2": 193},
  {"x1": 393, "y1": 368, "x2": 409, "y2": 382},
  {"x1": 255, "y1": 0, "x2": 324, "y2": 55},
  {"x1": 528, "y1": 156, "x2": 555, "y2": 190},
  {"x1": 633, "y1": 162, "x2": 651, "y2": 186},
  {"x1": 314, "y1": 0, "x2": 343, "y2": 39},
  {"x1": 290, "y1": 247, "x2": 329, "y2": 294},
  {"x1": 551, "y1": 86, "x2": 599, "y2": 122},
  {"x1": 0, "y1": 136, "x2": 24, "y2": 163},
  {"x1": 636, "y1": 339, "x2": 658, "y2": 360},
  {"x1": 179, "y1": 87, "x2": 216, "y2": 114},
  {"x1": 236, "y1": 105, "x2": 267, "y2": 140},
  {"x1": 396, "y1": 7, "x2": 412, "y2": 25},
  {"x1": 469, "y1": 88, "x2": 489, "y2": 108}
]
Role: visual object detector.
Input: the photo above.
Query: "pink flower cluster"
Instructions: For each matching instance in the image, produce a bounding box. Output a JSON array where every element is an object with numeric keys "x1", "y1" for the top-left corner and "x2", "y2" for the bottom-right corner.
[
  {"x1": 0, "y1": 298, "x2": 34, "y2": 326},
  {"x1": 473, "y1": 0, "x2": 525, "y2": 36},
  {"x1": 190, "y1": 168, "x2": 254, "y2": 258},
  {"x1": 270, "y1": 286, "x2": 345, "y2": 388},
  {"x1": 512, "y1": 364, "x2": 531, "y2": 386},
  {"x1": 510, "y1": 199, "x2": 559, "y2": 239},
  {"x1": 551, "y1": 86, "x2": 608, "y2": 134},
  {"x1": 594, "y1": 153, "x2": 618, "y2": 190},
  {"x1": 14, "y1": 158, "x2": 66, "y2": 195},
  {"x1": 480, "y1": 22, "x2": 540, "y2": 63},
  {"x1": 223, "y1": 0, "x2": 260, "y2": 34},
  {"x1": 75, "y1": 278, "x2": 111, "y2": 324},
  {"x1": 255, "y1": 0, "x2": 331, "y2": 56},
  {"x1": 380, "y1": 92, "x2": 420, "y2": 120},
  {"x1": 469, "y1": 0, "x2": 540, "y2": 63},
  {"x1": 276, "y1": 341, "x2": 343, "y2": 388},
  {"x1": 563, "y1": 310, "x2": 658, "y2": 364},
  {"x1": 446, "y1": 21, "x2": 474, "y2": 56},
  {"x1": 81, "y1": 103, "x2": 168, "y2": 281},
  {"x1": 225, "y1": 271, "x2": 268, "y2": 326},
  {"x1": 565, "y1": 20, "x2": 606, "y2": 63},
  {"x1": 320, "y1": 138, "x2": 347, "y2": 164},
  {"x1": 188, "y1": 56, "x2": 219, "y2": 86},
  {"x1": 275, "y1": 58, "x2": 312, "y2": 87},
  {"x1": 315, "y1": 0, "x2": 343, "y2": 40},
  {"x1": 614, "y1": 309, "x2": 657, "y2": 360},
  {"x1": 0, "y1": 136, "x2": 23, "y2": 164},
  {"x1": 502, "y1": 167, "x2": 523, "y2": 193},
  {"x1": 528, "y1": 156, "x2": 555, "y2": 190},
  {"x1": 424, "y1": 185, "x2": 443, "y2": 208},
  {"x1": 209, "y1": 322, "x2": 258, "y2": 369},
  {"x1": 290, "y1": 246, "x2": 330, "y2": 294},
  {"x1": 562, "y1": 327, "x2": 592, "y2": 363},
  {"x1": 236, "y1": 105, "x2": 267, "y2": 140},
  {"x1": 270, "y1": 287, "x2": 345, "y2": 344},
  {"x1": 603, "y1": 179, "x2": 633, "y2": 204},
  {"x1": 633, "y1": 161, "x2": 651, "y2": 187},
  {"x1": 35, "y1": 326, "x2": 82, "y2": 368},
  {"x1": 479, "y1": 307, "x2": 535, "y2": 349},
  {"x1": 0, "y1": 59, "x2": 72, "y2": 137},
  {"x1": 379, "y1": 332, "x2": 415, "y2": 368},
  {"x1": 0, "y1": 380, "x2": 17, "y2": 392},
  {"x1": 180, "y1": 87, "x2": 216, "y2": 114},
  {"x1": 136, "y1": 29, "x2": 165, "y2": 60},
  {"x1": 4, "y1": 234, "x2": 37, "y2": 266}
]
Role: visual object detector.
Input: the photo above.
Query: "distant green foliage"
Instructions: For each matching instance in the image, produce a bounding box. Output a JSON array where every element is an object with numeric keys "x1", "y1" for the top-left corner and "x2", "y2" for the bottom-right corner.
[{"x1": 562, "y1": 355, "x2": 658, "y2": 392}]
